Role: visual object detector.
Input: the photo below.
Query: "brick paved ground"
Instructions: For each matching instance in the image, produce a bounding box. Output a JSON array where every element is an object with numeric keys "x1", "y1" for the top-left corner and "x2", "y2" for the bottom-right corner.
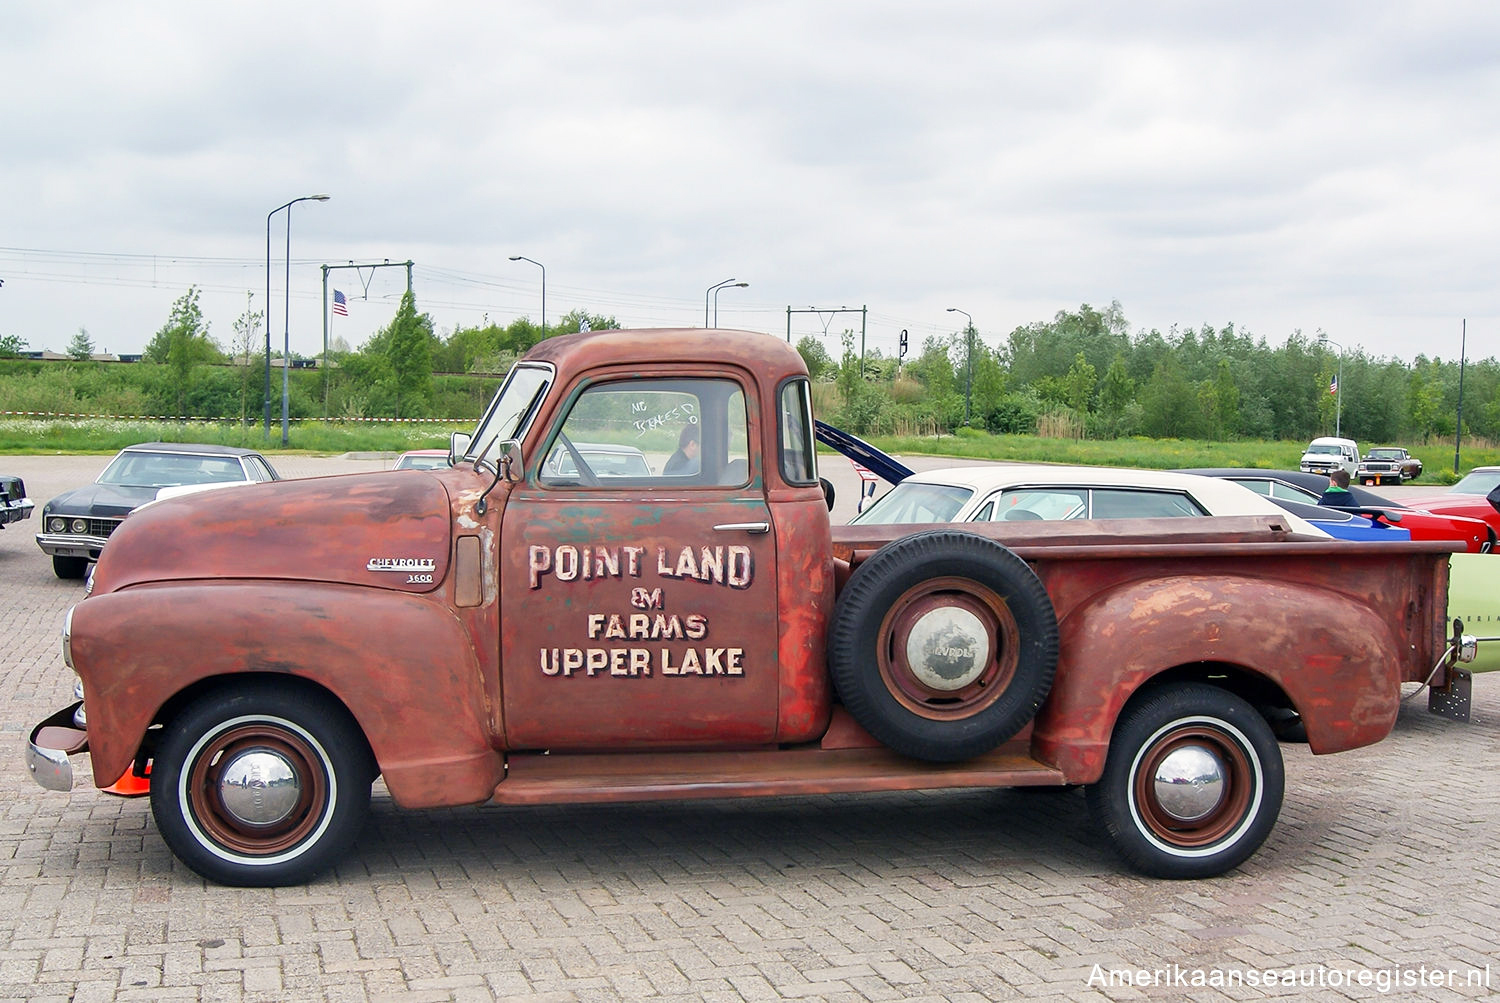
[{"x1": 1, "y1": 454, "x2": 1497, "y2": 1002}]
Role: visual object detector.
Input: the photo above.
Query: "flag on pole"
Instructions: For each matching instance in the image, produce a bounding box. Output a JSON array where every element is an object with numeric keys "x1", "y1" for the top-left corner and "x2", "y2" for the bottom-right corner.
[
  {"x1": 1329, "y1": 375, "x2": 1338, "y2": 395},
  {"x1": 332, "y1": 290, "x2": 348, "y2": 316}
]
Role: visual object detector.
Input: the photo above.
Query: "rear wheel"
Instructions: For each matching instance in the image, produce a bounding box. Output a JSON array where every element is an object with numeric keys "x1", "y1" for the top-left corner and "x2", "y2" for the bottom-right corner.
[
  {"x1": 150, "y1": 683, "x2": 375, "y2": 886},
  {"x1": 52, "y1": 555, "x2": 88, "y2": 580},
  {"x1": 1087, "y1": 684, "x2": 1283, "y2": 879}
]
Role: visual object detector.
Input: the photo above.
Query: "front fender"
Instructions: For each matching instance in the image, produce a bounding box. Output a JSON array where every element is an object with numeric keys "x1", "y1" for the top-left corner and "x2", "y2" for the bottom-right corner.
[
  {"x1": 70, "y1": 582, "x2": 502, "y2": 809},
  {"x1": 1032, "y1": 575, "x2": 1403, "y2": 782}
]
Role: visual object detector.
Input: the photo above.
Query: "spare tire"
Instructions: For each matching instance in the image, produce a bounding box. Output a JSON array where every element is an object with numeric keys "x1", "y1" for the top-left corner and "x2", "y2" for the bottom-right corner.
[{"x1": 829, "y1": 530, "x2": 1058, "y2": 762}]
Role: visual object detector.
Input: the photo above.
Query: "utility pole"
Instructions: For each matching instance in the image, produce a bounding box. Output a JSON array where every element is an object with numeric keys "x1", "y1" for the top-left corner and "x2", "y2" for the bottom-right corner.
[
  {"x1": 785, "y1": 305, "x2": 868, "y2": 374},
  {"x1": 318, "y1": 260, "x2": 415, "y2": 417}
]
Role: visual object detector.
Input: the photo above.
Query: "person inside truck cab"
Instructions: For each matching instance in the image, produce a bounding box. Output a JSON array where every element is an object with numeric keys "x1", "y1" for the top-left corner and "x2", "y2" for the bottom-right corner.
[
  {"x1": 1319, "y1": 468, "x2": 1355, "y2": 507},
  {"x1": 663, "y1": 424, "x2": 700, "y2": 476}
]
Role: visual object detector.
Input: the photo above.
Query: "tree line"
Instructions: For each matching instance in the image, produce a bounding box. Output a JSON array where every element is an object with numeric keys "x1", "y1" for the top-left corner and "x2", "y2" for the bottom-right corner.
[
  {"x1": 2, "y1": 289, "x2": 1494, "y2": 446},
  {"x1": 807, "y1": 301, "x2": 1496, "y2": 445}
]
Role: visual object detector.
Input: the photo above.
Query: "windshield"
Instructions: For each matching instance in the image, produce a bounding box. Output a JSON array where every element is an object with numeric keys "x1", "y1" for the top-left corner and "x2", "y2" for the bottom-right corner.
[
  {"x1": 99, "y1": 451, "x2": 247, "y2": 489},
  {"x1": 466, "y1": 363, "x2": 553, "y2": 465},
  {"x1": 850, "y1": 481, "x2": 972, "y2": 525},
  {"x1": 1450, "y1": 470, "x2": 1500, "y2": 495},
  {"x1": 1306, "y1": 444, "x2": 1341, "y2": 455},
  {"x1": 1367, "y1": 449, "x2": 1402, "y2": 460}
]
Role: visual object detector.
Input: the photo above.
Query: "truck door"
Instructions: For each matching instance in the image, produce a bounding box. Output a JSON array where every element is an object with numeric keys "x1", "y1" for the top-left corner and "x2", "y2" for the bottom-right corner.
[{"x1": 500, "y1": 373, "x2": 780, "y2": 750}]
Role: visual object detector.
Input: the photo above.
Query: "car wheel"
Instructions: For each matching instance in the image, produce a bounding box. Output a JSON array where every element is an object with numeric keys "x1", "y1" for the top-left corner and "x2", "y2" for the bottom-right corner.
[
  {"x1": 1087, "y1": 683, "x2": 1284, "y2": 879},
  {"x1": 150, "y1": 682, "x2": 375, "y2": 886},
  {"x1": 828, "y1": 530, "x2": 1058, "y2": 762},
  {"x1": 52, "y1": 555, "x2": 89, "y2": 580}
]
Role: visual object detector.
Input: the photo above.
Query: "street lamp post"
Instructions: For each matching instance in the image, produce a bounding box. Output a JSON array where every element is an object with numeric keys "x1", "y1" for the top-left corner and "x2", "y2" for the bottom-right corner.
[
  {"x1": 265, "y1": 194, "x2": 330, "y2": 441},
  {"x1": 705, "y1": 278, "x2": 737, "y2": 327},
  {"x1": 1319, "y1": 333, "x2": 1344, "y2": 437},
  {"x1": 947, "y1": 307, "x2": 975, "y2": 426},
  {"x1": 713, "y1": 281, "x2": 748, "y2": 328},
  {"x1": 508, "y1": 256, "x2": 545, "y2": 333}
]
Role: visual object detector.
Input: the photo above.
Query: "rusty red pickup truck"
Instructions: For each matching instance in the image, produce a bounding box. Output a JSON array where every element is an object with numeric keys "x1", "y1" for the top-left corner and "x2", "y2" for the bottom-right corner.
[{"x1": 26, "y1": 328, "x2": 1468, "y2": 886}]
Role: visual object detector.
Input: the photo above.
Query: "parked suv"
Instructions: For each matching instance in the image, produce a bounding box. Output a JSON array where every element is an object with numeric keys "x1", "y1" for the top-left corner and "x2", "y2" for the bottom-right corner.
[{"x1": 1299, "y1": 436, "x2": 1360, "y2": 478}]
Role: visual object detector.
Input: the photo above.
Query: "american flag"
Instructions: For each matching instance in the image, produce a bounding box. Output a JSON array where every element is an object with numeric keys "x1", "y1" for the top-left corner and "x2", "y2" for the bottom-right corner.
[
  {"x1": 332, "y1": 290, "x2": 348, "y2": 316},
  {"x1": 1329, "y1": 375, "x2": 1338, "y2": 395}
]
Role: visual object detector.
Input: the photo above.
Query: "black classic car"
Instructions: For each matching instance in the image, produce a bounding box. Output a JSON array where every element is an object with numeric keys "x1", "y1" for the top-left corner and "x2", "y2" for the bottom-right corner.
[
  {"x1": 1, "y1": 474, "x2": 34, "y2": 529},
  {"x1": 35, "y1": 442, "x2": 280, "y2": 579}
]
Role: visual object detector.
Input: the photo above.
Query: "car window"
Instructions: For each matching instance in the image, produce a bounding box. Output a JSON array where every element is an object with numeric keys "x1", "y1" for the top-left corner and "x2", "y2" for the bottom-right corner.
[
  {"x1": 246, "y1": 456, "x2": 276, "y2": 482},
  {"x1": 1089, "y1": 489, "x2": 1204, "y2": 519},
  {"x1": 100, "y1": 452, "x2": 249, "y2": 488},
  {"x1": 850, "y1": 481, "x2": 973, "y2": 524},
  {"x1": 990, "y1": 488, "x2": 1087, "y2": 521},
  {"x1": 1270, "y1": 482, "x2": 1318, "y2": 502},
  {"x1": 1450, "y1": 470, "x2": 1500, "y2": 495},
  {"x1": 539, "y1": 377, "x2": 748, "y2": 487},
  {"x1": 778, "y1": 379, "x2": 817, "y2": 486}
]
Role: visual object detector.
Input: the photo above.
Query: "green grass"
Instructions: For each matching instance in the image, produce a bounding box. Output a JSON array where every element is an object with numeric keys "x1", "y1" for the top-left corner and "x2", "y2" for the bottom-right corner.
[
  {"x1": 6, "y1": 418, "x2": 1497, "y2": 482},
  {"x1": 0, "y1": 418, "x2": 462, "y2": 456},
  {"x1": 853, "y1": 430, "x2": 1500, "y2": 484}
]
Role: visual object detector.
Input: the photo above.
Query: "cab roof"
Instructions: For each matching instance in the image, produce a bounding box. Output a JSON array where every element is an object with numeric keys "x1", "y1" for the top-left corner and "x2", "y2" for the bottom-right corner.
[{"x1": 522, "y1": 328, "x2": 809, "y2": 384}]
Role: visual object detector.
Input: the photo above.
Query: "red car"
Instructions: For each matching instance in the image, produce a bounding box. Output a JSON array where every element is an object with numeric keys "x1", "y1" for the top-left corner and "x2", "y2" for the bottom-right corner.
[
  {"x1": 1400, "y1": 466, "x2": 1500, "y2": 545},
  {"x1": 1178, "y1": 468, "x2": 1497, "y2": 553}
]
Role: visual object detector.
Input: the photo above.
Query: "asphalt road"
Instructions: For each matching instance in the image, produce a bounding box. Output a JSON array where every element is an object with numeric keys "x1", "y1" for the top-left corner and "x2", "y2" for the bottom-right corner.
[{"x1": 2, "y1": 453, "x2": 1497, "y2": 1001}]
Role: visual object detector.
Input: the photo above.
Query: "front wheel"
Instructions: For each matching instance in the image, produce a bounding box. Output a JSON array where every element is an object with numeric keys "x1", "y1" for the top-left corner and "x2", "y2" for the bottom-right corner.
[
  {"x1": 1087, "y1": 683, "x2": 1283, "y2": 879},
  {"x1": 150, "y1": 683, "x2": 375, "y2": 886},
  {"x1": 53, "y1": 555, "x2": 88, "y2": 579}
]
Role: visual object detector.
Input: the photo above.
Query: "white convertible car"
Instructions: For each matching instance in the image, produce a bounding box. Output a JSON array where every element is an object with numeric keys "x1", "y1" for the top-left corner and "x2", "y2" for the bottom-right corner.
[{"x1": 849, "y1": 463, "x2": 1330, "y2": 537}]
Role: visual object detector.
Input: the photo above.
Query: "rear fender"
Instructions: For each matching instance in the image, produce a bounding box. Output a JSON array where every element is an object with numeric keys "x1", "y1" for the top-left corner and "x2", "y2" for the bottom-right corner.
[
  {"x1": 1032, "y1": 575, "x2": 1402, "y2": 782},
  {"x1": 70, "y1": 583, "x2": 502, "y2": 809}
]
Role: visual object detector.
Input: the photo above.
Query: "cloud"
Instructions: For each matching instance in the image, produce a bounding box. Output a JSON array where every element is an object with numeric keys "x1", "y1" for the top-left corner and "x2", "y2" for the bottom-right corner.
[{"x1": 2, "y1": 1, "x2": 1497, "y2": 362}]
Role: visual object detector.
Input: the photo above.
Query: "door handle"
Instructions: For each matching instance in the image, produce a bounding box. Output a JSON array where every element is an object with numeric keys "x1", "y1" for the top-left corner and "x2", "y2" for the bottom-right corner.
[{"x1": 713, "y1": 522, "x2": 770, "y2": 534}]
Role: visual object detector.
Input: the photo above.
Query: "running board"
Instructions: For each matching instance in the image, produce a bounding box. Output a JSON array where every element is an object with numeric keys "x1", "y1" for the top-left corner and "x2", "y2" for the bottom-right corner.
[{"x1": 493, "y1": 744, "x2": 1064, "y2": 806}]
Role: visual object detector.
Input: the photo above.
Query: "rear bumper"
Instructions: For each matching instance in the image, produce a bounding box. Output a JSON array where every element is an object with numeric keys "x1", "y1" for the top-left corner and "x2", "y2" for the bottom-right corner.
[{"x1": 24, "y1": 703, "x2": 87, "y2": 792}]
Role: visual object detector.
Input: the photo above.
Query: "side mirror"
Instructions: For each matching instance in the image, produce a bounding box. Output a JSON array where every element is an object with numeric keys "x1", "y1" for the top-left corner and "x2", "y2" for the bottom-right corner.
[
  {"x1": 497, "y1": 440, "x2": 524, "y2": 482},
  {"x1": 449, "y1": 431, "x2": 472, "y2": 467}
]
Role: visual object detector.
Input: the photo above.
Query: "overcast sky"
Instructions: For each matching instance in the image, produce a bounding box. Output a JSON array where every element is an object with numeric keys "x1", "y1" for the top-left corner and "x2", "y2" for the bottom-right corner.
[{"x1": 2, "y1": 2, "x2": 1496, "y2": 367}]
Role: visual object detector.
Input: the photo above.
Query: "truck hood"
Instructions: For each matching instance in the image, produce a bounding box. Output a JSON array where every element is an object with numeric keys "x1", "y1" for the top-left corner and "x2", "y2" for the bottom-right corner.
[{"x1": 90, "y1": 471, "x2": 455, "y2": 594}]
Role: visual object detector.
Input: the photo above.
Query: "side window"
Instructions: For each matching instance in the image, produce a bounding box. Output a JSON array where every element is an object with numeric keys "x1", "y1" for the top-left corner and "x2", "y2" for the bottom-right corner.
[
  {"x1": 994, "y1": 488, "x2": 1087, "y2": 521},
  {"x1": 539, "y1": 377, "x2": 749, "y2": 487},
  {"x1": 779, "y1": 379, "x2": 817, "y2": 485},
  {"x1": 1089, "y1": 489, "x2": 1204, "y2": 519}
]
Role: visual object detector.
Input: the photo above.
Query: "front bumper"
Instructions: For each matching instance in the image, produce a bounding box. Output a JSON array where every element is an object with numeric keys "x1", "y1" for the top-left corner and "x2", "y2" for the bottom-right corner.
[
  {"x1": 34, "y1": 533, "x2": 110, "y2": 559},
  {"x1": 24, "y1": 702, "x2": 88, "y2": 792}
]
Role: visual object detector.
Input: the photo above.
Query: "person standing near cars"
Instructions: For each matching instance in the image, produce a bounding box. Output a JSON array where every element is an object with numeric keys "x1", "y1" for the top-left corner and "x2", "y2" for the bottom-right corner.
[{"x1": 1319, "y1": 468, "x2": 1355, "y2": 506}]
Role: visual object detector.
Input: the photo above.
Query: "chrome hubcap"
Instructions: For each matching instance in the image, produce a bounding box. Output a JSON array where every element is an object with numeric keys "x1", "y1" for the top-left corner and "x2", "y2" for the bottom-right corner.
[
  {"x1": 1152, "y1": 744, "x2": 1226, "y2": 822},
  {"x1": 218, "y1": 749, "x2": 300, "y2": 826}
]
